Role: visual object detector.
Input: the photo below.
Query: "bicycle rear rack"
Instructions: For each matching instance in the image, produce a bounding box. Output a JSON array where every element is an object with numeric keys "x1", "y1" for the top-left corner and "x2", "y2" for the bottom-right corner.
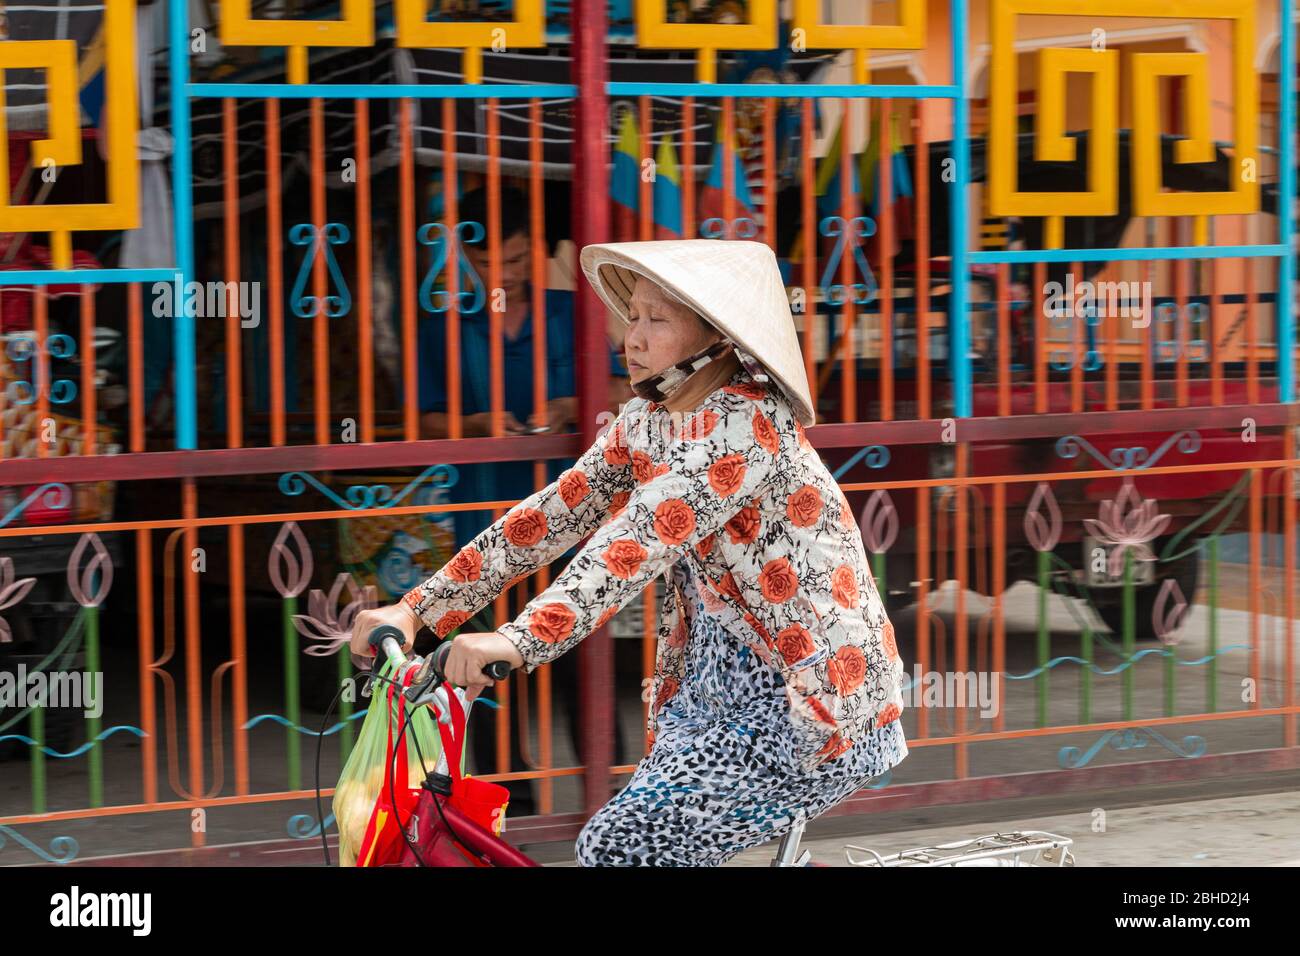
[{"x1": 844, "y1": 830, "x2": 1076, "y2": 867}]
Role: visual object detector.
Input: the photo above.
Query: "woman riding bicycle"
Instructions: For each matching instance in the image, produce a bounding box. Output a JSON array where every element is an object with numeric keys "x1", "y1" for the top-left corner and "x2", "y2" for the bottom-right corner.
[{"x1": 350, "y1": 238, "x2": 909, "y2": 866}]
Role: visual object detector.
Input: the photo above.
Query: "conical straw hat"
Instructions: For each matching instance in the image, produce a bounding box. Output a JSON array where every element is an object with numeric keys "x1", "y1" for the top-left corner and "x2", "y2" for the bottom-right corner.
[{"x1": 580, "y1": 239, "x2": 816, "y2": 426}]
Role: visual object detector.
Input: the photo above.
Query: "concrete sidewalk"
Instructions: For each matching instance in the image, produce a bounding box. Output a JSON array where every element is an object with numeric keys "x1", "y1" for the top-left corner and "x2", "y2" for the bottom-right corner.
[{"x1": 529, "y1": 770, "x2": 1300, "y2": 866}]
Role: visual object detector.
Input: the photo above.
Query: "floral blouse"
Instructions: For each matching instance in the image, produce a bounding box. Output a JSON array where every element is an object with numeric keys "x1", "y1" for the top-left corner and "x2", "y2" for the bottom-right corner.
[{"x1": 403, "y1": 364, "x2": 907, "y2": 773}]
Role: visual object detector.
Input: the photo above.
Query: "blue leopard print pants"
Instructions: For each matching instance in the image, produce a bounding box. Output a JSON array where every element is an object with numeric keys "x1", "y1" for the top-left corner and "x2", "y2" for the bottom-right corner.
[{"x1": 575, "y1": 561, "x2": 908, "y2": 866}]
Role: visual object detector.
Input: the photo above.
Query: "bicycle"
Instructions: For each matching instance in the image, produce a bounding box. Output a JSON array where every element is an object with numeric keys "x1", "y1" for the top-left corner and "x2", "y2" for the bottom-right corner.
[{"x1": 318, "y1": 625, "x2": 1077, "y2": 867}]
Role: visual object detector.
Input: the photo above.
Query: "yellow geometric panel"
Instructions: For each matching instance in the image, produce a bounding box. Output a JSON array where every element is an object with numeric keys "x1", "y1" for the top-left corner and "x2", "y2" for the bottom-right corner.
[
  {"x1": 220, "y1": 0, "x2": 373, "y2": 82},
  {"x1": 790, "y1": 0, "x2": 925, "y2": 84},
  {"x1": 988, "y1": 0, "x2": 1258, "y2": 233},
  {"x1": 1131, "y1": 49, "x2": 1257, "y2": 217},
  {"x1": 634, "y1": 0, "x2": 778, "y2": 83},
  {"x1": 395, "y1": 0, "x2": 545, "y2": 83},
  {"x1": 0, "y1": 1, "x2": 139, "y2": 267}
]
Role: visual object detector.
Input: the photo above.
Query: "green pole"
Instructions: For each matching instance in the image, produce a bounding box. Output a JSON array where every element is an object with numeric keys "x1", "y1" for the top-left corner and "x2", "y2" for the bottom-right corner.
[
  {"x1": 1123, "y1": 550, "x2": 1134, "y2": 722},
  {"x1": 30, "y1": 704, "x2": 44, "y2": 814},
  {"x1": 86, "y1": 605, "x2": 102, "y2": 808},
  {"x1": 1207, "y1": 536, "x2": 1218, "y2": 712},
  {"x1": 872, "y1": 551, "x2": 886, "y2": 603},
  {"x1": 338, "y1": 647, "x2": 353, "y2": 763},
  {"x1": 1081, "y1": 616, "x2": 1093, "y2": 726},
  {"x1": 1036, "y1": 549, "x2": 1049, "y2": 727},
  {"x1": 284, "y1": 596, "x2": 301, "y2": 791}
]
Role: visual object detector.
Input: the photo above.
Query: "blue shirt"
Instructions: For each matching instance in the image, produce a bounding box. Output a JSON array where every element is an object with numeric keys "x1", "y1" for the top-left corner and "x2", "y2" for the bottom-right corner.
[{"x1": 417, "y1": 283, "x2": 627, "y2": 549}]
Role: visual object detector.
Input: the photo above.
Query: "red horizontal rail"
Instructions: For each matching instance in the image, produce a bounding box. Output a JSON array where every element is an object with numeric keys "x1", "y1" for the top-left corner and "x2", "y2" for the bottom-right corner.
[{"x1": 3, "y1": 402, "x2": 1297, "y2": 487}]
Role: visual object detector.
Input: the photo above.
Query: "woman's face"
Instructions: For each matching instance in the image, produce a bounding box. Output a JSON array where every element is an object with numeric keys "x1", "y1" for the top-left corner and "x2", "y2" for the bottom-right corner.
[{"x1": 623, "y1": 276, "x2": 722, "y2": 385}]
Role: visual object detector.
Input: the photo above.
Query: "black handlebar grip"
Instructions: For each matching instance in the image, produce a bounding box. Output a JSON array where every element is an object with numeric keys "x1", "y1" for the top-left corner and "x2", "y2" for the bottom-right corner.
[
  {"x1": 431, "y1": 641, "x2": 512, "y2": 682},
  {"x1": 368, "y1": 623, "x2": 407, "y2": 651}
]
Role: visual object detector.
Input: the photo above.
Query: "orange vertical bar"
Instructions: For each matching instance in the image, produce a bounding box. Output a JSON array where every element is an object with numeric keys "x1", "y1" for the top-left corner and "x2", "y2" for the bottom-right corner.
[
  {"x1": 1105, "y1": 272, "x2": 1118, "y2": 411},
  {"x1": 801, "y1": 99, "x2": 816, "y2": 408},
  {"x1": 1208, "y1": 256, "x2": 1221, "y2": 407},
  {"x1": 996, "y1": 263, "x2": 1009, "y2": 417},
  {"x1": 879, "y1": 99, "x2": 894, "y2": 422},
  {"x1": 1070, "y1": 260, "x2": 1083, "y2": 412},
  {"x1": 310, "y1": 97, "x2": 330, "y2": 445},
  {"x1": 762, "y1": 98, "x2": 775, "y2": 250},
  {"x1": 639, "y1": 96, "x2": 653, "y2": 240},
  {"x1": 182, "y1": 479, "x2": 205, "y2": 823},
  {"x1": 1174, "y1": 255, "x2": 1188, "y2": 407},
  {"x1": 840, "y1": 98, "x2": 855, "y2": 422},
  {"x1": 442, "y1": 98, "x2": 462, "y2": 441},
  {"x1": 1246, "y1": 256, "x2": 1258, "y2": 405},
  {"x1": 915, "y1": 485, "x2": 930, "y2": 739},
  {"x1": 1033, "y1": 261, "x2": 1046, "y2": 413},
  {"x1": 1249, "y1": 467, "x2": 1260, "y2": 708},
  {"x1": 266, "y1": 100, "x2": 286, "y2": 447},
  {"x1": 128, "y1": 283, "x2": 144, "y2": 452},
  {"x1": 722, "y1": 96, "x2": 735, "y2": 232},
  {"x1": 399, "y1": 98, "x2": 419, "y2": 442},
  {"x1": 223, "y1": 98, "x2": 243, "y2": 449},
  {"x1": 1286, "y1": 432, "x2": 1297, "y2": 747},
  {"x1": 914, "y1": 101, "x2": 930, "y2": 420},
  {"x1": 79, "y1": 287, "x2": 96, "y2": 456},
  {"x1": 1141, "y1": 257, "x2": 1154, "y2": 410},
  {"x1": 486, "y1": 101, "x2": 504, "y2": 437},
  {"x1": 993, "y1": 481, "x2": 1006, "y2": 733},
  {"x1": 682, "y1": 97, "x2": 696, "y2": 238},
  {"x1": 136, "y1": 528, "x2": 156, "y2": 804},
  {"x1": 229, "y1": 523, "x2": 249, "y2": 795},
  {"x1": 954, "y1": 447, "x2": 968, "y2": 779},
  {"x1": 530, "y1": 98, "x2": 547, "y2": 494},
  {"x1": 355, "y1": 99, "x2": 374, "y2": 444},
  {"x1": 35, "y1": 288, "x2": 48, "y2": 460}
]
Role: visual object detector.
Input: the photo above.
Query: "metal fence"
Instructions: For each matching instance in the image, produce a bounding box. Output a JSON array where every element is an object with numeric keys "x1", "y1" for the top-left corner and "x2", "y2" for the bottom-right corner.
[{"x1": 0, "y1": 0, "x2": 1297, "y2": 864}]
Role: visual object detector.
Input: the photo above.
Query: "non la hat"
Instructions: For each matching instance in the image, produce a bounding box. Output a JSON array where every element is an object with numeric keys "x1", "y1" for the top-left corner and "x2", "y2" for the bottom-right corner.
[{"x1": 579, "y1": 239, "x2": 817, "y2": 427}]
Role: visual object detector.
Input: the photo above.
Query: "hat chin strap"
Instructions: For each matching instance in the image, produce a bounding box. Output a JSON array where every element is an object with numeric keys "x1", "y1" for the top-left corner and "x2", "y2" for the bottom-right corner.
[{"x1": 630, "y1": 339, "x2": 734, "y2": 404}]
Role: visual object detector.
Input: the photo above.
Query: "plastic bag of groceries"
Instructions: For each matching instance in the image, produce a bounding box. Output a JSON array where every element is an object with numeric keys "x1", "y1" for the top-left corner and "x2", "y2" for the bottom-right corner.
[{"x1": 333, "y1": 656, "x2": 463, "y2": 866}]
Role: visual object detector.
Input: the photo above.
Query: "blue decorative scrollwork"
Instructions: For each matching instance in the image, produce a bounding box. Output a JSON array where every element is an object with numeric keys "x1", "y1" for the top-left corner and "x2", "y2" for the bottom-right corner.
[
  {"x1": 831, "y1": 444, "x2": 891, "y2": 480},
  {"x1": 1059, "y1": 726, "x2": 1207, "y2": 769},
  {"x1": 0, "y1": 724, "x2": 146, "y2": 758},
  {"x1": 289, "y1": 222, "x2": 352, "y2": 318},
  {"x1": 4, "y1": 333, "x2": 77, "y2": 405},
  {"x1": 1153, "y1": 301, "x2": 1210, "y2": 363},
  {"x1": 0, "y1": 825, "x2": 79, "y2": 864},
  {"x1": 818, "y1": 215, "x2": 878, "y2": 306},
  {"x1": 1055, "y1": 429, "x2": 1201, "y2": 471},
  {"x1": 417, "y1": 219, "x2": 487, "y2": 314},
  {"x1": 289, "y1": 812, "x2": 336, "y2": 839},
  {"x1": 1001, "y1": 643, "x2": 1250, "y2": 680},
  {"x1": 699, "y1": 216, "x2": 758, "y2": 241},
  {"x1": 278, "y1": 464, "x2": 459, "y2": 511},
  {"x1": 0, "y1": 483, "x2": 72, "y2": 529}
]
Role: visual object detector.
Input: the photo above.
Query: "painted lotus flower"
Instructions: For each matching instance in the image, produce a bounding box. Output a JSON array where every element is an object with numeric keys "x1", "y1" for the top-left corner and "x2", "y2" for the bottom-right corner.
[
  {"x1": 1082, "y1": 479, "x2": 1171, "y2": 578},
  {"x1": 292, "y1": 573, "x2": 377, "y2": 656},
  {"x1": 0, "y1": 557, "x2": 36, "y2": 643}
]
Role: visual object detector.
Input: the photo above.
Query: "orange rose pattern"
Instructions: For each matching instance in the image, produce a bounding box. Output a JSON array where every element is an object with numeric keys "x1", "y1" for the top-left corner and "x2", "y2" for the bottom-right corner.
[
  {"x1": 602, "y1": 538, "x2": 649, "y2": 579},
  {"x1": 759, "y1": 557, "x2": 799, "y2": 603},
  {"x1": 445, "y1": 546, "x2": 483, "y2": 583},
  {"x1": 558, "y1": 469, "x2": 591, "y2": 509},
  {"x1": 831, "y1": 564, "x2": 859, "y2": 609},
  {"x1": 403, "y1": 366, "x2": 905, "y2": 777},
  {"x1": 653, "y1": 499, "x2": 697, "y2": 547},
  {"x1": 504, "y1": 508, "x2": 547, "y2": 548},
  {"x1": 723, "y1": 504, "x2": 761, "y2": 545},
  {"x1": 786, "y1": 485, "x2": 823, "y2": 527},
  {"x1": 707, "y1": 454, "x2": 747, "y2": 497}
]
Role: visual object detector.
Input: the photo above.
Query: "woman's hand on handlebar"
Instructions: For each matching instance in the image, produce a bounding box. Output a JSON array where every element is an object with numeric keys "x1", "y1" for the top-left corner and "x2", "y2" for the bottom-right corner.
[
  {"x1": 349, "y1": 602, "x2": 421, "y2": 669},
  {"x1": 444, "y1": 632, "x2": 525, "y2": 691}
]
